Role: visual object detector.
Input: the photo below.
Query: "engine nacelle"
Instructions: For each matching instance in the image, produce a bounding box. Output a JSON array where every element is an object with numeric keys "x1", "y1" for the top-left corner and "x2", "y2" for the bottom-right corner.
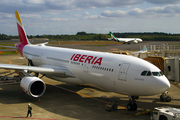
[
  {"x1": 133, "y1": 40, "x2": 138, "y2": 43},
  {"x1": 20, "y1": 77, "x2": 46, "y2": 98}
]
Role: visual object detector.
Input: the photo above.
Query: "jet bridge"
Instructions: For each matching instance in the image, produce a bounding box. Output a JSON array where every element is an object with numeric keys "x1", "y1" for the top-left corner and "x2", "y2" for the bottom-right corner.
[
  {"x1": 144, "y1": 56, "x2": 180, "y2": 82},
  {"x1": 144, "y1": 56, "x2": 165, "y2": 74}
]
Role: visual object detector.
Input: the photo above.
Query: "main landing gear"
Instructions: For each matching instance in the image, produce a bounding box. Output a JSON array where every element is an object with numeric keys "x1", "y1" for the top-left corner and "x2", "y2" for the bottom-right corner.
[
  {"x1": 160, "y1": 91, "x2": 171, "y2": 102},
  {"x1": 127, "y1": 96, "x2": 138, "y2": 111}
]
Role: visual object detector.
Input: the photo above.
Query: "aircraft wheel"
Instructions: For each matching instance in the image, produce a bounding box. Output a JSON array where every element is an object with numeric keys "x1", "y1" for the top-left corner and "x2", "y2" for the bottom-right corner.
[
  {"x1": 165, "y1": 96, "x2": 171, "y2": 102},
  {"x1": 160, "y1": 95, "x2": 165, "y2": 102},
  {"x1": 132, "y1": 103, "x2": 137, "y2": 111},
  {"x1": 127, "y1": 103, "x2": 133, "y2": 111}
]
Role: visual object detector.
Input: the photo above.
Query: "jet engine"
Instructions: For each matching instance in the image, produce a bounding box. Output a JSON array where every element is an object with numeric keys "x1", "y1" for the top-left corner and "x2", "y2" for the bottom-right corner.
[
  {"x1": 133, "y1": 40, "x2": 138, "y2": 43},
  {"x1": 20, "y1": 77, "x2": 46, "y2": 98}
]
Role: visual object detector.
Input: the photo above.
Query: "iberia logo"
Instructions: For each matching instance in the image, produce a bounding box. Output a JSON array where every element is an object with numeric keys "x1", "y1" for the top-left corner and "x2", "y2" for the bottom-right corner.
[{"x1": 70, "y1": 54, "x2": 103, "y2": 65}]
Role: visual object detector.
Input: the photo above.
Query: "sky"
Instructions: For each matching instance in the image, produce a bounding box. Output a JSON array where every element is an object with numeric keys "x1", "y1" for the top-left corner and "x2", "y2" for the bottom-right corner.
[{"x1": 1, "y1": 0, "x2": 180, "y2": 35}]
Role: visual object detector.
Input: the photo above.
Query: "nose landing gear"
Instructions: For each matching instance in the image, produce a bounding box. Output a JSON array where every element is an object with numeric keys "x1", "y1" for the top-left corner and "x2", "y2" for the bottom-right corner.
[
  {"x1": 160, "y1": 91, "x2": 171, "y2": 102},
  {"x1": 127, "y1": 96, "x2": 138, "y2": 111}
]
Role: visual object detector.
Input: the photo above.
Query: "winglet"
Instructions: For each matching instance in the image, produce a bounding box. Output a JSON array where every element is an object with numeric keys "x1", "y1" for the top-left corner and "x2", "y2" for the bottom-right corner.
[
  {"x1": 15, "y1": 11, "x2": 31, "y2": 45},
  {"x1": 15, "y1": 11, "x2": 23, "y2": 26}
]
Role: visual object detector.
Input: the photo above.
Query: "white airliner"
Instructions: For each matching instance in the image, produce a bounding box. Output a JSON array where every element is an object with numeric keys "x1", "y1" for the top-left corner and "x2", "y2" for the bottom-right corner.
[
  {"x1": 0, "y1": 11, "x2": 170, "y2": 111},
  {"x1": 132, "y1": 45, "x2": 148, "y2": 54},
  {"x1": 108, "y1": 31, "x2": 143, "y2": 44}
]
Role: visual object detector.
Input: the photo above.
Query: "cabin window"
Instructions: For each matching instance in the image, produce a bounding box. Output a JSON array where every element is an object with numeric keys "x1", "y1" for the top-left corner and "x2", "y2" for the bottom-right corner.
[{"x1": 141, "y1": 71, "x2": 147, "y2": 76}]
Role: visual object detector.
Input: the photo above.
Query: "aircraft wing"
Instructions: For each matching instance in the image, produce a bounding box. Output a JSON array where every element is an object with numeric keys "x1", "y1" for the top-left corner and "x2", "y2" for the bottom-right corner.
[
  {"x1": 0, "y1": 64, "x2": 76, "y2": 77},
  {"x1": 0, "y1": 45, "x2": 16, "y2": 49}
]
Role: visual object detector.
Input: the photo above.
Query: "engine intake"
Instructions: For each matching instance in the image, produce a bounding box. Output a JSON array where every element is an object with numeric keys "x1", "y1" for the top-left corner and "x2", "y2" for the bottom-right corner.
[{"x1": 20, "y1": 77, "x2": 46, "y2": 97}]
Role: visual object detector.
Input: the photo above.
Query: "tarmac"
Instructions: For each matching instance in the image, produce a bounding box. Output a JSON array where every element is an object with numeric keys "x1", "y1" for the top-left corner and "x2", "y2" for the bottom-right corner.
[{"x1": 0, "y1": 42, "x2": 180, "y2": 120}]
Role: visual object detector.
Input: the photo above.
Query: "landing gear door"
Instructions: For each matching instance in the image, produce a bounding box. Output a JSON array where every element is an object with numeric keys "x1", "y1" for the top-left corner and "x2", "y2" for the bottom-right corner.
[{"x1": 118, "y1": 63, "x2": 130, "y2": 81}]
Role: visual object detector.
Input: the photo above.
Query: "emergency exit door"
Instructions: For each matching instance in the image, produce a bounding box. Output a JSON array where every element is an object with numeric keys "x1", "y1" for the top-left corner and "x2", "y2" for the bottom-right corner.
[{"x1": 118, "y1": 63, "x2": 130, "y2": 81}]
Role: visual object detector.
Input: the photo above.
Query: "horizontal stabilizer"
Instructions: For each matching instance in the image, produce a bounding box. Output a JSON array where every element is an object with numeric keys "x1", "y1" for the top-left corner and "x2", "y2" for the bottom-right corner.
[{"x1": 0, "y1": 45, "x2": 16, "y2": 49}]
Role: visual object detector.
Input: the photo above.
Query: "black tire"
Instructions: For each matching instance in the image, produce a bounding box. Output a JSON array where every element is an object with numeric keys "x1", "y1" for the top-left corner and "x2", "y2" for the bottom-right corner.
[
  {"x1": 132, "y1": 103, "x2": 137, "y2": 111},
  {"x1": 165, "y1": 96, "x2": 171, "y2": 102},
  {"x1": 160, "y1": 95, "x2": 165, "y2": 102},
  {"x1": 159, "y1": 115, "x2": 167, "y2": 120},
  {"x1": 127, "y1": 103, "x2": 133, "y2": 111}
]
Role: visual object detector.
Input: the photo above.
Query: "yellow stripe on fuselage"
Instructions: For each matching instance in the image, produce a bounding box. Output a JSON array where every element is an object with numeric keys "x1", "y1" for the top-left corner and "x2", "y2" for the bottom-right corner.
[{"x1": 15, "y1": 11, "x2": 23, "y2": 26}]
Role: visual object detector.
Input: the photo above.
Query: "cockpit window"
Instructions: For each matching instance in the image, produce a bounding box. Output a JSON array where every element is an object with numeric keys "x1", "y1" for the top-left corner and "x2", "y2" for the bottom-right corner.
[
  {"x1": 160, "y1": 71, "x2": 164, "y2": 76},
  {"x1": 147, "y1": 71, "x2": 151, "y2": 76},
  {"x1": 141, "y1": 71, "x2": 164, "y2": 76},
  {"x1": 152, "y1": 72, "x2": 161, "y2": 76},
  {"x1": 152, "y1": 71, "x2": 164, "y2": 76},
  {"x1": 141, "y1": 71, "x2": 147, "y2": 76}
]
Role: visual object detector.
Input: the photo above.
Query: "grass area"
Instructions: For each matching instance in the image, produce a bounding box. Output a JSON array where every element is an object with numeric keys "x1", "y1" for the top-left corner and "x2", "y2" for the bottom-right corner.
[{"x1": 0, "y1": 51, "x2": 18, "y2": 55}]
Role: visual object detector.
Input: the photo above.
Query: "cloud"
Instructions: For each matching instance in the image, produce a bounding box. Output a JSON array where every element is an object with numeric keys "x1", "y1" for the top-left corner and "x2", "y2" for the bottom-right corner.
[
  {"x1": 127, "y1": 8, "x2": 143, "y2": 16},
  {"x1": 101, "y1": 10, "x2": 126, "y2": 17},
  {"x1": 20, "y1": 14, "x2": 42, "y2": 18},
  {"x1": 50, "y1": 18, "x2": 68, "y2": 21},
  {"x1": 23, "y1": 0, "x2": 45, "y2": 4},
  {"x1": 146, "y1": 5, "x2": 180, "y2": 17},
  {"x1": 0, "y1": 0, "x2": 144, "y2": 14},
  {"x1": 1, "y1": 0, "x2": 180, "y2": 15},
  {"x1": 145, "y1": 0, "x2": 180, "y2": 4},
  {"x1": 84, "y1": 12, "x2": 89, "y2": 16},
  {"x1": 76, "y1": 0, "x2": 143, "y2": 8},
  {"x1": 101, "y1": 5, "x2": 180, "y2": 18},
  {"x1": 83, "y1": 15, "x2": 99, "y2": 20}
]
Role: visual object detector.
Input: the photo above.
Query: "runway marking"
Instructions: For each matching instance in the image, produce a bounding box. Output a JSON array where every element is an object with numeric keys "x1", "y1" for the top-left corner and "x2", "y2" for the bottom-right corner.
[
  {"x1": 0, "y1": 116, "x2": 57, "y2": 120},
  {"x1": 0, "y1": 59, "x2": 12, "y2": 64},
  {"x1": 45, "y1": 82, "x2": 126, "y2": 109}
]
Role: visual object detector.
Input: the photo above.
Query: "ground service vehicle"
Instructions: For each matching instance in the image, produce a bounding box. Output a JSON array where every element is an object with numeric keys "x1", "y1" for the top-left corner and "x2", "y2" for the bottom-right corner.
[{"x1": 153, "y1": 106, "x2": 180, "y2": 120}]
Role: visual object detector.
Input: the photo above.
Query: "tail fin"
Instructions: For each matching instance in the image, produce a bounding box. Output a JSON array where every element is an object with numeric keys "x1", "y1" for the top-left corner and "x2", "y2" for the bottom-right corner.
[
  {"x1": 109, "y1": 31, "x2": 118, "y2": 41},
  {"x1": 15, "y1": 11, "x2": 31, "y2": 45}
]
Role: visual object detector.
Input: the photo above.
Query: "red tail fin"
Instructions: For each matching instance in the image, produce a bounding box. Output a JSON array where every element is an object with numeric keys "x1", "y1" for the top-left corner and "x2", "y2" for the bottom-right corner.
[{"x1": 15, "y1": 11, "x2": 31, "y2": 45}]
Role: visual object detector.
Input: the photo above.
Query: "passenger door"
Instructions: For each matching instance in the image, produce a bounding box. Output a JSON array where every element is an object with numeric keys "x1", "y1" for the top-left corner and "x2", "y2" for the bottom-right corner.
[{"x1": 118, "y1": 63, "x2": 130, "y2": 81}]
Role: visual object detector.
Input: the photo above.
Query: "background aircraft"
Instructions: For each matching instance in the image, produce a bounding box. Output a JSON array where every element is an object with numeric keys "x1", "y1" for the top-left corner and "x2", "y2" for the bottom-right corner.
[
  {"x1": 132, "y1": 45, "x2": 148, "y2": 54},
  {"x1": 0, "y1": 11, "x2": 171, "y2": 111},
  {"x1": 108, "y1": 31, "x2": 143, "y2": 44}
]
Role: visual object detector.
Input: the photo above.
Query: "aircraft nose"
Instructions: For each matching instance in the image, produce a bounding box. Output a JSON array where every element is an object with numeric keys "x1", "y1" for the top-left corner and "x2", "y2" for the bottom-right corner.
[{"x1": 158, "y1": 77, "x2": 170, "y2": 92}]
